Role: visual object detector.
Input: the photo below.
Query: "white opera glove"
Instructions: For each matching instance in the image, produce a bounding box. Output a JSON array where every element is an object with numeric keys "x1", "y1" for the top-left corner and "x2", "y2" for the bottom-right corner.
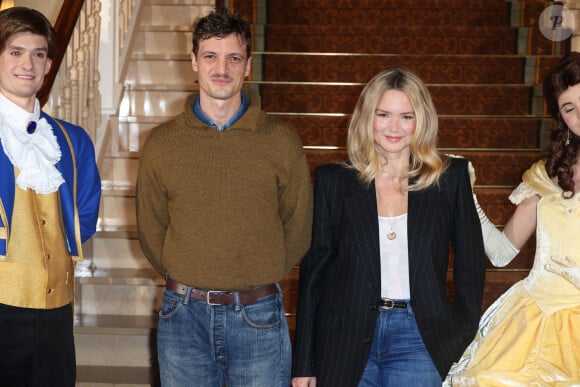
[
  {"x1": 467, "y1": 160, "x2": 476, "y2": 188},
  {"x1": 473, "y1": 192, "x2": 520, "y2": 267},
  {"x1": 467, "y1": 160, "x2": 519, "y2": 266},
  {"x1": 545, "y1": 256, "x2": 580, "y2": 290}
]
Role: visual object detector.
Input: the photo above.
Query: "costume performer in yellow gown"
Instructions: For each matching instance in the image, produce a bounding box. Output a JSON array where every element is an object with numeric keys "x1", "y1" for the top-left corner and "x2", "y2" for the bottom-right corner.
[{"x1": 444, "y1": 53, "x2": 580, "y2": 386}]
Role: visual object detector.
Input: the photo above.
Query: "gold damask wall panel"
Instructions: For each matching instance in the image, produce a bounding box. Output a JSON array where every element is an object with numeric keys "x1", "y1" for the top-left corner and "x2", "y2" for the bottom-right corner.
[
  {"x1": 263, "y1": 54, "x2": 526, "y2": 84},
  {"x1": 262, "y1": 84, "x2": 533, "y2": 115},
  {"x1": 266, "y1": 25, "x2": 518, "y2": 55}
]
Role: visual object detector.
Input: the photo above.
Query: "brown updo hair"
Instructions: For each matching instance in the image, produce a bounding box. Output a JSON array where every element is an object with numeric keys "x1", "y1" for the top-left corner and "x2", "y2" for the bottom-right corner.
[{"x1": 543, "y1": 52, "x2": 580, "y2": 195}]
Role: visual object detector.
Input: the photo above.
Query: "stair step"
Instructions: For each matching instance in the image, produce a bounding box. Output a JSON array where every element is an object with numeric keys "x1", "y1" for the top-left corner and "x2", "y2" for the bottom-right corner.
[
  {"x1": 101, "y1": 156, "x2": 139, "y2": 190},
  {"x1": 113, "y1": 116, "x2": 170, "y2": 153},
  {"x1": 76, "y1": 365, "x2": 158, "y2": 386},
  {"x1": 268, "y1": 0, "x2": 509, "y2": 8},
  {"x1": 267, "y1": 2, "x2": 510, "y2": 27},
  {"x1": 75, "y1": 313, "x2": 157, "y2": 335},
  {"x1": 271, "y1": 115, "x2": 548, "y2": 149},
  {"x1": 75, "y1": 267, "x2": 161, "y2": 285},
  {"x1": 94, "y1": 224, "x2": 138, "y2": 235},
  {"x1": 75, "y1": 333, "x2": 155, "y2": 367},
  {"x1": 266, "y1": 25, "x2": 519, "y2": 55},
  {"x1": 134, "y1": 31, "x2": 192, "y2": 55},
  {"x1": 262, "y1": 84, "x2": 535, "y2": 115},
  {"x1": 119, "y1": 90, "x2": 190, "y2": 117},
  {"x1": 262, "y1": 53, "x2": 560, "y2": 85},
  {"x1": 90, "y1": 231, "x2": 148, "y2": 269},
  {"x1": 126, "y1": 58, "x2": 193, "y2": 86},
  {"x1": 304, "y1": 149, "x2": 541, "y2": 186},
  {"x1": 146, "y1": 0, "x2": 212, "y2": 4},
  {"x1": 75, "y1": 267, "x2": 163, "y2": 316},
  {"x1": 141, "y1": 3, "x2": 212, "y2": 26},
  {"x1": 124, "y1": 83, "x2": 196, "y2": 92},
  {"x1": 99, "y1": 195, "x2": 136, "y2": 228},
  {"x1": 462, "y1": 150, "x2": 543, "y2": 186}
]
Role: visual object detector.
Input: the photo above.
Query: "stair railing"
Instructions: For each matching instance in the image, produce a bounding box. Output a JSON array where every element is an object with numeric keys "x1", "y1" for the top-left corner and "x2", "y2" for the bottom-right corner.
[{"x1": 42, "y1": 0, "x2": 102, "y2": 143}]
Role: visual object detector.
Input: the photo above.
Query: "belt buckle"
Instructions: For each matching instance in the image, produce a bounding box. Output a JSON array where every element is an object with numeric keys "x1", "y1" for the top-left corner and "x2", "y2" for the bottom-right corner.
[
  {"x1": 206, "y1": 290, "x2": 223, "y2": 305},
  {"x1": 380, "y1": 297, "x2": 395, "y2": 310}
]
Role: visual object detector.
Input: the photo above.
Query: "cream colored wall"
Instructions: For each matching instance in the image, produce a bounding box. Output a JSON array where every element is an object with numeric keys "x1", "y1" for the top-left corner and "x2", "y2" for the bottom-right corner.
[{"x1": 15, "y1": 0, "x2": 63, "y2": 23}]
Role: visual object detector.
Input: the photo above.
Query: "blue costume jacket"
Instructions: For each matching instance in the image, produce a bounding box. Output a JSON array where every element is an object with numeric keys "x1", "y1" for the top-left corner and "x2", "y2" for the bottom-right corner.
[{"x1": 0, "y1": 112, "x2": 101, "y2": 260}]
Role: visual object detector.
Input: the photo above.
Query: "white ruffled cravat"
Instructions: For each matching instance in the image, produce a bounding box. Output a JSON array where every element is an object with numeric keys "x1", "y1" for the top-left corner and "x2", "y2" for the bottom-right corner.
[{"x1": 0, "y1": 92, "x2": 64, "y2": 194}]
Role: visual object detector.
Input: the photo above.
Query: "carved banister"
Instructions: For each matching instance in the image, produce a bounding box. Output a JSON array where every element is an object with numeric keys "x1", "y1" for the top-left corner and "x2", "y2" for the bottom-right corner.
[{"x1": 38, "y1": 0, "x2": 86, "y2": 106}]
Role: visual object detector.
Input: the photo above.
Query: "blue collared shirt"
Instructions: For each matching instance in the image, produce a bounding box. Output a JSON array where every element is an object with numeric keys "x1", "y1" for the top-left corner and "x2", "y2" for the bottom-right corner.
[{"x1": 193, "y1": 91, "x2": 250, "y2": 132}]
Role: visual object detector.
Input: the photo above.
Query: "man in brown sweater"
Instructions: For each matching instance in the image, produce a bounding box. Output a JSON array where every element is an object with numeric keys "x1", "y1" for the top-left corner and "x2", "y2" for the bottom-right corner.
[{"x1": 135, "y1": 8, "x2": 313, "y2": 387}]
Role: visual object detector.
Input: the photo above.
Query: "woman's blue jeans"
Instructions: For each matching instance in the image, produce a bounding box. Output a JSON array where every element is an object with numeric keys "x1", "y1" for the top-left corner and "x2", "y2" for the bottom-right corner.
[
  {"x1": 156, "y1": 285, "x2": 291, "y2": 387},
  {"x1": 358, "y1": 303, "x2": 441, "y2": 386}
]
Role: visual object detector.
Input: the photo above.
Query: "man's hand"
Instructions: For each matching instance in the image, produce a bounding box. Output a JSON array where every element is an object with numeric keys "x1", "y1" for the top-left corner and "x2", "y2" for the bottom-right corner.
[{"x1": 545, "y1": 255, "x2": 580, "y2": 290}]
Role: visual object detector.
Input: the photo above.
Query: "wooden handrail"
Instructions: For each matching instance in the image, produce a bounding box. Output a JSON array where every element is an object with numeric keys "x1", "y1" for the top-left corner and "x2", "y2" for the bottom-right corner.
[{"x1": 38, "y1": 0, "x2": 86, "y2": 106}]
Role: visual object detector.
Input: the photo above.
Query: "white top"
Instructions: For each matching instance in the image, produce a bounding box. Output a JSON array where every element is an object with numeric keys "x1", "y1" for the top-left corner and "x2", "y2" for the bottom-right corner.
[{"x1": 378, "y1": 214, "x2": 411, "y2": 299}]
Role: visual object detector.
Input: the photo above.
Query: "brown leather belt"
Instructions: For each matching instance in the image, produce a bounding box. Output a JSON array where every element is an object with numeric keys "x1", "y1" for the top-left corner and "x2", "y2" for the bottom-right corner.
[{"x1": 166, "y1": 278, "x2": 278, "y2": 305}]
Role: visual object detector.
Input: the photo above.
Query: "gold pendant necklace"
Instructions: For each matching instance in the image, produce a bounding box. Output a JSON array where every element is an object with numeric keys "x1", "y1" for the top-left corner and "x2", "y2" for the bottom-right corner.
[
  {"x1": 377, "y1": 178, "x2": 407, "y2": 241},
  {"x1": 387, "y1": 216, "x2": 397, "y2": 240}
]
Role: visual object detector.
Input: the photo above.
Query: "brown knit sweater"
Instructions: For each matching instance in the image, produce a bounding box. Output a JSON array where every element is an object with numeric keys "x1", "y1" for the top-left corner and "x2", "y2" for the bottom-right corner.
[{"x1": 136, "y1": 90, "x2": 313, "y2": 290}]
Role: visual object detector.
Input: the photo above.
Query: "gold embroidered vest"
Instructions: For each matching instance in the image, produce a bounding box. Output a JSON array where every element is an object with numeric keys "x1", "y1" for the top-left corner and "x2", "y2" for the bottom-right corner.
[{"x1": 0, "y1": 168, "x2": 73, "y2": 309}]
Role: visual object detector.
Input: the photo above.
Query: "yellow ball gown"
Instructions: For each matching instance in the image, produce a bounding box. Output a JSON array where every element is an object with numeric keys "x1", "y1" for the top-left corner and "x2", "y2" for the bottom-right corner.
[{"x1": 445, "y1": 160, "x2": 580, "y2": 386}]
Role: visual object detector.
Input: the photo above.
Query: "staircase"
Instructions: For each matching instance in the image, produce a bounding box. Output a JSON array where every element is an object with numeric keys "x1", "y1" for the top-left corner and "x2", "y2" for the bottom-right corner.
[
  {"x1": 73, "y1": 0, "x2": 568, "y2": 385},
  {"x1": 244, "y1": 0, "x2": 566, "y2": 321},
  {"x1": 75, "y1": 1, "x2": 213, "y2": 385}
]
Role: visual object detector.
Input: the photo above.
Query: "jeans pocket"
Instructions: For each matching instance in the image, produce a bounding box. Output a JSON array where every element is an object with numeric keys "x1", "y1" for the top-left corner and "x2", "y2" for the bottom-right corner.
[
  {"x1": 240, "y1": 293, "x2": 281, "y2": 329},
  {"x1": 158, "y1": 289, "x2": 184, "y2": 320}
]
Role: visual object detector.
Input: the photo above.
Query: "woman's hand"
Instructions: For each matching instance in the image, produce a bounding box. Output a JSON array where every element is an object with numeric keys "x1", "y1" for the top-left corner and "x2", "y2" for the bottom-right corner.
[{"x1": 292, "y1": 376, "x2": 317, "y2": 387}]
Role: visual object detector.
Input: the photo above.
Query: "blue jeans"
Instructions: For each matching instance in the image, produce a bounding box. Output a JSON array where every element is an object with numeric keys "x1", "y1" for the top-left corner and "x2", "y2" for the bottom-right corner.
[
  {"x1": 156, "y1": 284, "x2": 291, "y2": 387},
  {"x1": 358, "y1": 303, "x2": 441, "y2": 387}
]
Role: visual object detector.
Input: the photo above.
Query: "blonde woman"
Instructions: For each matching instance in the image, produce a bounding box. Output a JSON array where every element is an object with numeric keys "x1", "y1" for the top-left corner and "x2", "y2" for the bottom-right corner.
[{"x1": 291, "y1": 68, "x2": 486, "y2": 387}]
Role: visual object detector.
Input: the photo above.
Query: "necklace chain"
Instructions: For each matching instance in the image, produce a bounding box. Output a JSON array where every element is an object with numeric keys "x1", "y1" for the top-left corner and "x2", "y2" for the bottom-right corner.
[
  {"x1": 386, "y1": 216, "x2": 398, "y2": 240},
  {"x1": 376, "y1": 179, "x2": 407, "y2": 241}
]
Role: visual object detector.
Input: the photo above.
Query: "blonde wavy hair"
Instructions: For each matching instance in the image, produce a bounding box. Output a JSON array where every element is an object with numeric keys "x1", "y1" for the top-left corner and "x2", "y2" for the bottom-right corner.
[{"x1": 347, "y1": 67, "x2": 448, "y2": 190}]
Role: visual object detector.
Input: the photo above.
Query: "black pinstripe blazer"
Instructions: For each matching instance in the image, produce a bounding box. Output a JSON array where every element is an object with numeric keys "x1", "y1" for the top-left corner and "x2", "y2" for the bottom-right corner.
[{"x1": 291, "y1": 157, "x2": 486, "y2": 386}]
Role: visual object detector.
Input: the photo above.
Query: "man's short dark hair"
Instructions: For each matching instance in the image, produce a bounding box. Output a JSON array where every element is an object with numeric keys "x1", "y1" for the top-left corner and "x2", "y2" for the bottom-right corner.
[{"x1": 192, "y1": 8, "x2": 251, "y2": 58}]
